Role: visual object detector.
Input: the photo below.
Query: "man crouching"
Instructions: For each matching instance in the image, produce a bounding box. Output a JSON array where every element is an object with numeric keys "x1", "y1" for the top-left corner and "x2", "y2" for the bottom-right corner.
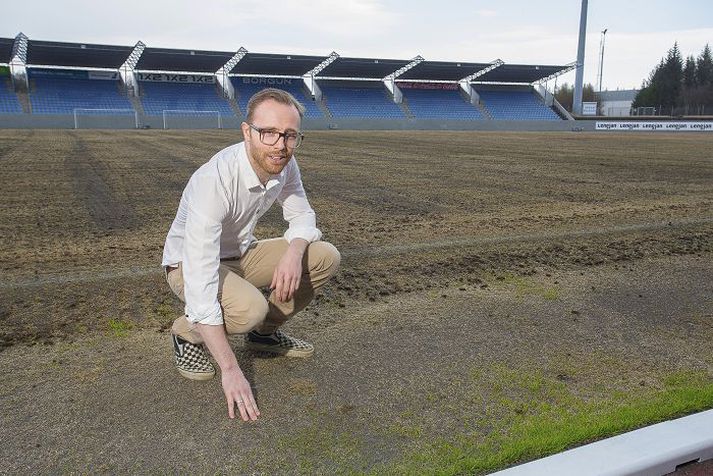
[{"x1": 161, "y1": 88, "x2": 340, "y2": 421}]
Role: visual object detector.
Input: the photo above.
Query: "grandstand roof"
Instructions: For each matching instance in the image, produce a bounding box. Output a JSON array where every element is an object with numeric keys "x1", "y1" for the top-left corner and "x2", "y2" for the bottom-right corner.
[
  {"x1": 135, "y1": 47, "x2": 234, "y2": 73},
  {"x1": 318, "y1": 57, "x2": 411, "y2": 79},
  {"x1": 230, "y1": 52, "x2": 324, "y2": 76},
  {"x1": 399, "y1": 61, "x2": 491, "y2": 81},
  {"x1": 26, "y1": 40, "x2": 133, "y2": 69},
  {"x1": 477, "y1": 64, "x2": 567, "y2": 83},
  {"x1": 1, "y1": 37, "x2": 14, "y2": 63},
  {"x1": 6, "y1": 34, "x2": 573, "y2": 83}
]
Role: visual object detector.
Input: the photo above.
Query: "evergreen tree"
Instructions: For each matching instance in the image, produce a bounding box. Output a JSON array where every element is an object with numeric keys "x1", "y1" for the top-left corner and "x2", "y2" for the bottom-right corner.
[
  {"x1": 633, "y1": 58, "x2": 664, "y2": 108},
  {"x1": 683, "y1": 56, "x2": 697, "y2": 88},
  {"x1": 696, "y1": 44, "x2": 713, "y2": 87},
  {"x1": 554, "y1": 82, "x2": 573, "y2": 111},
  {"x1": 636, "y1": 43, "x2": 713, "y2": 114},
  {"x1": 661, "y1": 42, "x2": 683, "y2": 107},
  {"x1": 554, "y1": 82, "x2": 597, "y2": 112}
]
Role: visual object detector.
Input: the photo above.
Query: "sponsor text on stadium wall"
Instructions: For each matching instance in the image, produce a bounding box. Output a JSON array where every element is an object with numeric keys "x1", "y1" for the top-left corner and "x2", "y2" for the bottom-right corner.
[
  {"x1": 137, "y1": 73, "x2": 215, "y2": 84},
  {"x1": 596, "y1": 121, "x2": 713, "y2": 131}
]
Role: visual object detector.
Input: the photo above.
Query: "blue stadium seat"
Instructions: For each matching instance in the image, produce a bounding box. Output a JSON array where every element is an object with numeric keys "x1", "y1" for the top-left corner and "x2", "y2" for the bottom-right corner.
[
  {"x1": 0, "y1": 79, "x2": 22, "y2": 114},
  {"x1": 140, "y1": 82, "x2": 233, "y2": 116},
  {"x1": 401, "y1": 88, "x2": 483, "y2": 120},
  {"x1": 321, "y1": 85, "x2": 405, "y2": 119},
  {"x1": 477, "y1": 89, "x2": 561, "y2": 121},
  {"x1": 231, "y1": 79, "x2": 324, "y2": 119},
  {"x1": 29, "y1": 77, "x2": 133, "y2": 115}
]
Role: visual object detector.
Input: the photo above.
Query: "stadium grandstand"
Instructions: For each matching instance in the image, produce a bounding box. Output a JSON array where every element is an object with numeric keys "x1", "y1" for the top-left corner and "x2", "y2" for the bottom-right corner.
[{"x1": 0, "y1": 32, "x2": 577, "y2": 129}]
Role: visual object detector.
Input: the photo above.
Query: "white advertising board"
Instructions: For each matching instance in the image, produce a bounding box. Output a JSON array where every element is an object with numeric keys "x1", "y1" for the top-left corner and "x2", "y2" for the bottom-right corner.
[
  {"x1": 596, "y1": 121, "x2": 713, "y2": 131},
  {"x1": 582, "y1": 102, "x2": 598, "y2": 115}
]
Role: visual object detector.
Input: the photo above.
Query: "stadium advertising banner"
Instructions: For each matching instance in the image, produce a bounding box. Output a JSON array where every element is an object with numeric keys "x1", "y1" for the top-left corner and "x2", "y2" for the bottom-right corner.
[
  {"x1": 582, "y1": 102, "x2": 598, "y2": 115},
  {"x1": 396, "y1": 82, "x2": 459, "y2": 90},
  {"x1": 88, "y1": 71, "x2": 118, "y2": 80},
  {"x1": 596, "y1": 121, "x2": 713, "y2": 132},
  {"x1": 241, "y1": 77, "x2": 294, "y2": 85},
  {"x1": 28, "y1": 68, "x2": 89, "y2": 79},
  {"x1": 137, "y1": 73, "x2": 215, "y2": 84}
]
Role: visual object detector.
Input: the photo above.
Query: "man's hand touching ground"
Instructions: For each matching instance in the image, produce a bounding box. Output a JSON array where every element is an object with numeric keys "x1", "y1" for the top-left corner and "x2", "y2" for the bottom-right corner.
[
  {"x1": 221, "y1": 367, "x2": 260, "y2": 421},
  {"x1": 196, "y1": 323, "x2": 260, "y2": 421}
]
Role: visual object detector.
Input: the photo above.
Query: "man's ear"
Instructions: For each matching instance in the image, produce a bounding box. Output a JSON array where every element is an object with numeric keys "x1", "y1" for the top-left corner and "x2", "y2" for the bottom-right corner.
[{"x1": 240, "y1": 122, "x2": 250, "y2": 142}]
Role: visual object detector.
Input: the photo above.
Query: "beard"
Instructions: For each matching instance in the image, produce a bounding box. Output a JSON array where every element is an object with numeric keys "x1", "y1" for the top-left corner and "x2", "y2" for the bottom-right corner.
[{"x1": 248, "y1": 142, "x2": 292, "y2": 178}]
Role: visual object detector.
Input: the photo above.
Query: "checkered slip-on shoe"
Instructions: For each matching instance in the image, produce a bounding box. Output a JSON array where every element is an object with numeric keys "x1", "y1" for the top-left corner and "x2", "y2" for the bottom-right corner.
[
  {"x1": 172, "y1": 333, "x2": 215, "y2": 381},
  {"x1": 245, "y1": 329, "x2": 314, "y2": 358}
]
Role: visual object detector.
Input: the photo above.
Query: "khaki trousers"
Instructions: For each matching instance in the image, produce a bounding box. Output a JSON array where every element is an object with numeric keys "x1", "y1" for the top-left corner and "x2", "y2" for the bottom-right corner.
[{"x1": 166, "y1": 238, "x2": 340, "y2": 344}]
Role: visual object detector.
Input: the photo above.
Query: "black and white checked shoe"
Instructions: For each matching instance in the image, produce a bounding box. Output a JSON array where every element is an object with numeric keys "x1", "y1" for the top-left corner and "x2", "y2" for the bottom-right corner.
[
  {"x1": 245, "y1": 329, "x2": 314, "y2": 358},
  {"x1": 172, "y1": 334, "x2": 215, "y2": 381}
]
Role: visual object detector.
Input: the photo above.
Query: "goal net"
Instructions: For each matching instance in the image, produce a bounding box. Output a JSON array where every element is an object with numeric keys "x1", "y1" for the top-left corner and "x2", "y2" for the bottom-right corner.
[
  {"x1": 73, "y1": 108, "x2": 139, "y2": 129},
  {"x1": 162, "y1": 110, "x2": 223, "y2": 129}
]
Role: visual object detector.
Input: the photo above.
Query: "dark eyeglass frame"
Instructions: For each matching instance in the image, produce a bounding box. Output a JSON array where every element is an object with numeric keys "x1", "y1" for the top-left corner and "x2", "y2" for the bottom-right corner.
[{"x1": 248, "y1": 123, "x2": 304, "y2": 148}]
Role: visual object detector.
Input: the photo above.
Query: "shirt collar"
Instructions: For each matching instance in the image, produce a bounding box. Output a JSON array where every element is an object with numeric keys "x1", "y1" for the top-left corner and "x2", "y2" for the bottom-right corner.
[{"x1": 238, "y1": 142, "x2": 287, "y2": 191}]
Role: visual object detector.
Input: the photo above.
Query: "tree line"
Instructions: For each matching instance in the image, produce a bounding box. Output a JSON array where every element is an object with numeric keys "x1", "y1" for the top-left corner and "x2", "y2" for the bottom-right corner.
[
  {"x1": 633, "y1": 43, "x2": 713, "y2": 115},
  {"x1": 554, "y1": 83, "x2": 596, "y2": 112}
]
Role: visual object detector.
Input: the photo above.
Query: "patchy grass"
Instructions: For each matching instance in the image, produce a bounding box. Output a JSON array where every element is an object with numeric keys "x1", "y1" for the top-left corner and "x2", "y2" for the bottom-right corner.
[
  {"x1": 372, "y1": 367, "x2": 713, "y2": 475},
  {"x1": 491, "y1": 273, "x2": 561, "y2": 301},
  {"x1": 107, "y1": 318, "x2": 133, "y2": 338},
  {"x1": 152, "y1": 302, "x2": 176, "y2": 322}
]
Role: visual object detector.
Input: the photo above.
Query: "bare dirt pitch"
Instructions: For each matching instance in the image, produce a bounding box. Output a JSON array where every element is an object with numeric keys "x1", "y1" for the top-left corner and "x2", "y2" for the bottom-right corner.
[{"x1": 0, "y1": 129, "x2": 712, "y2": 474}]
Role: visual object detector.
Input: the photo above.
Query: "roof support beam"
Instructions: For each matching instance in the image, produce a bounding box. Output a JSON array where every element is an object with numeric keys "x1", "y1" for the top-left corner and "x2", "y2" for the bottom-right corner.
[
  {"x1": 533, "y1": 61, "x2": 577, "y2": 85},
  {"x1": 383, "y1": 55, "x2": 423, "y2": 104},
  {"x1": 119, "y1": 41, "x2": 146, "y2": 97},
  {"x1": 303, "y1": 51, "x2": 338, "y2": 101},
  {"x1": 458, "y1": 59, "x2": 503, "y2": 105},
  {"x1": 10, "y1": 32, "x2": 29, "y2": 92},
  {"x1": 216, "y1": 47, "x2": 248, "y2": 100},
  {"x1": 533, "y1": 61, "x2": 577, "y2": 120}
]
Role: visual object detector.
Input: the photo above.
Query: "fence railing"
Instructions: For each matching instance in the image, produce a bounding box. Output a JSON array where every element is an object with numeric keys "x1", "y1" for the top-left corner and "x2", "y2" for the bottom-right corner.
[{"x1": 631, "y1": 105, "x2": 712, "y2": 117}]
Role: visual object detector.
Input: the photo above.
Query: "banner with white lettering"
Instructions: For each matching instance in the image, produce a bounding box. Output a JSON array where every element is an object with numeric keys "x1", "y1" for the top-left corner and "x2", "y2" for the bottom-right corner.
[
  {"x1": 28, "y1": 68, "x2": 88, "y2": 79},
  {"x1": 240, "y1": 77, "x2": 294, "y2": 85},
  {"x1": 582, "y1": 102, "x2": 598, "y2": 116},
  {"x1": 137, "y1": 73, "x2": 215, "y2": 84},
  {"x1": 596, "y1": 121, "x2": 713, "y2": 132}
]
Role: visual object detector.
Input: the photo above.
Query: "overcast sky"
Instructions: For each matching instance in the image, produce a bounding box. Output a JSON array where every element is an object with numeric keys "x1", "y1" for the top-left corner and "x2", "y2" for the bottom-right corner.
[{"x1": 2, "y1": 0, "x2": 712, "y2": 90}]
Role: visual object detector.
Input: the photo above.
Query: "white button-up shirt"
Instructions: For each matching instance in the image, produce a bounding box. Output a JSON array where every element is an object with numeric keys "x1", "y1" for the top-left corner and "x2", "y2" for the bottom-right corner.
[{"x1": 161, "y1": 141, "x2": 322, "y2": 326}]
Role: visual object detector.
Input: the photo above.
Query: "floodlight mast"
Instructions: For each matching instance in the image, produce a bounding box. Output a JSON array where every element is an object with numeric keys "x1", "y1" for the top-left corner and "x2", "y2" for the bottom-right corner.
[
  {"x1": 597, "y1": 29, "x2": 608, "y2": 94},
  {"x1": 573, "y1": 0, "x2": 588, "y2": 115}
]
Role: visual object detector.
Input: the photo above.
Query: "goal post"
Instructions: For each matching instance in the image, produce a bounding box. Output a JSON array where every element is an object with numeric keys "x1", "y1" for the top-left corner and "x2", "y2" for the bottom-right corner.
[
  {"x1": 73, "y1": 108, "x2": 139, "y2": 129},
  {"x1": 162, "y1": 109, "x2": 223, "y2": 130}
]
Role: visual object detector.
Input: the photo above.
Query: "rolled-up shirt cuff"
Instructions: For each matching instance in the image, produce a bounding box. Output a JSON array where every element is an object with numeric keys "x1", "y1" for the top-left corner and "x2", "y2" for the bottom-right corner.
[
  {"x1": 184, "y1": 304, "x2": 224, "y2": 326},
  {"x1": 284, "y1": 227, "x2": 322, "y2": 243}
]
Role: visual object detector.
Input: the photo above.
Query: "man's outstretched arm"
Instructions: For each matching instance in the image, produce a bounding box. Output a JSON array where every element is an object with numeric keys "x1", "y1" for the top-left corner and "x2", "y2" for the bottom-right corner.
[
  {"x1": 181, "y1": 173, "x2": 259, "y2": 421},
  {"x1": 197, "y1": 323, "x2": 260, "y2": 421}
]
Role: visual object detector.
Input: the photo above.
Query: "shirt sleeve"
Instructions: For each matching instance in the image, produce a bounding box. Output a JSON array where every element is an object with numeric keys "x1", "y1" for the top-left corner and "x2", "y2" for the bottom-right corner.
[
  {"x1": 181, "y1": 172, "x2": 229, "y2": 326},
  {"x1": 278, "y1": 160, "x2": 322, "y2": 243}
]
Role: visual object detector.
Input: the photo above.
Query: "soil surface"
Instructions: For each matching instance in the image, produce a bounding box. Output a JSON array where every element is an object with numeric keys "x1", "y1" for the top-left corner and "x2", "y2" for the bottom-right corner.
[{"x1": 0, "y1": 130, "x2": 712, "y2": 473}]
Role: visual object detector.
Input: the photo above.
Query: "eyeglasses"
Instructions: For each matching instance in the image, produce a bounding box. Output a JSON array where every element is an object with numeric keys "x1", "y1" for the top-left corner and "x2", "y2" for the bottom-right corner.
[{"x1": 248, "y1": 123, "x2": 304, "y2": 149}]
